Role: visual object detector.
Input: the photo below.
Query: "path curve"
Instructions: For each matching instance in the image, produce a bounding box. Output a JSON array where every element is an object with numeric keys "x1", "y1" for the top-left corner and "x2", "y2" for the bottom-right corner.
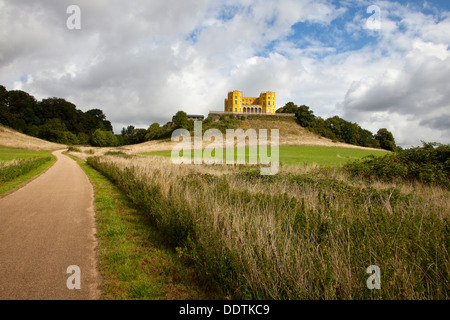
[{"x1": 0, "y1": 150, "x2": 102, "y2": 299}]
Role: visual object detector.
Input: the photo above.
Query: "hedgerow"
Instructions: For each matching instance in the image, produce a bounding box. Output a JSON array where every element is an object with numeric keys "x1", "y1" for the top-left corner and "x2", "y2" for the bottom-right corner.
[
  {"x1": 344, "y1": 142, "x2": 450, "y2": 188},
  {"x1": 0, "y1": 157, "x2": 52, "y2": 183}
]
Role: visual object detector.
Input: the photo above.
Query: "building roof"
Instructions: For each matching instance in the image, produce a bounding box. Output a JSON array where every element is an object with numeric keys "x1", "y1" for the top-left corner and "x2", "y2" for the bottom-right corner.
[{"x1": 187, "y1": 114, "x2": 205, "y2": 118}]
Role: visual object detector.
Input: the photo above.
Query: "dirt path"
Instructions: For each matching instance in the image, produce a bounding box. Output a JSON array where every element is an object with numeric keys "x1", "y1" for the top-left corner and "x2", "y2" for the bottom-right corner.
[{"x1": 0, "y1": 150, "x2": 102, "y2": 299}]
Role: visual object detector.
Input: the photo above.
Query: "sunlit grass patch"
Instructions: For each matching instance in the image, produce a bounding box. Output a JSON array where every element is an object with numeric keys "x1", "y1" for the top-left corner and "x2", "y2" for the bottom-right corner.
[
  {"x1": 0, "y1": 146, "x2": 56, "y2": 197},
  {"x1": 143, "y1": 145, "x2": 388, "y2": 167}
]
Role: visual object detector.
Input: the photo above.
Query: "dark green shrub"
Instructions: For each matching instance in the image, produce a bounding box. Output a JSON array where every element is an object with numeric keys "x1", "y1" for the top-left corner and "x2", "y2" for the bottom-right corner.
[
  {"x1": 344, "y1": 142, "x2": 450, "y2": 188},
  {"x1": 67, "y1": 146, "x2": 81, "y2": 152},
  {"x1": 104, "y1": 151, "x2": 126, "y2": 156},
  {"x1": 0, "y1": 157, "x2": 51, "y2": 183}
]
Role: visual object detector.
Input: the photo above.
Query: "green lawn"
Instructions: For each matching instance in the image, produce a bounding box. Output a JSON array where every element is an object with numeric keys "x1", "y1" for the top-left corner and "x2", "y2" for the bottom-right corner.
[
  {"x1": 142, "y1": 146, "x2": 389, "y2": 167},
  {"x1": 0, "y1": 146, "x2": 52, "y2": 163}
]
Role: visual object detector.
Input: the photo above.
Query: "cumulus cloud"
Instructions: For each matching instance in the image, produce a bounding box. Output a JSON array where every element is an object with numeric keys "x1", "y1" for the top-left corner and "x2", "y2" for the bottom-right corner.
[
  {"x1": 339, "y1": 2, "x2": 450, "y2": 146},
  {"x1": 0, "y1": 0, "x2": 448, "y2": 147}
]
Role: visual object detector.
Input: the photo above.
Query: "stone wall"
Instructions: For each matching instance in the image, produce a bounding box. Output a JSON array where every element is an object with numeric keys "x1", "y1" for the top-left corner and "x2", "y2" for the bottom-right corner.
[{"x1": 208, "y1": 111, "x2": 295, "y2": 121}]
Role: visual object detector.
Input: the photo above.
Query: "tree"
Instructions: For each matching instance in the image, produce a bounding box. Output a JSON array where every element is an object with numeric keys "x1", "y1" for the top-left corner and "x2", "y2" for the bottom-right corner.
[
  {"x1": 85, "y1": 109, "x2": 113, "y2": 133},
  {"x1": 341, "y1": 121, "x2": 360, "y2": 145},
  {"x1": 77, "y1": 132, "x2": 90, "y2": 145},
  {"x1": 277, "y1": 102, "x2": 315, "y2": 128},
  {"x1": 125, "y1": 125, "x2": 135, "y2": 137},
  {"x1": 62, "y1": 131, "x2": 79, "y2": 145},
  {"x1": 38, "y1": 118, "x2": 68, "y2": 143},
  {"x1": 91, "y1": 129, "x2": 118, "y2": 147},
  {"x1": 6, "y1": 90, "x2": 37, "y2": 116},
  {"x1": 308, "y1": 116, "x2": 337, "y2": 140},
  {"x1": 134, "y1": 128, "x2": 148, "y2": 143},
  {"x1": 358, "y1": 129, "x2": 380, "y2": 148},
  {"x1": 38, "y1": 98, "x2": 77, "y2": 130},
  {"x1": 115, "y1": 134, "x2": 125, "y2": 146},
  {"x1": 296, "y1": 105, "x2": 315, "y2": 128},
  {"x1": 104, "y1": 131, "x2": 118, "y2": 146},
  {"x1": 375, "y1": 128, "x2": 397, "y2": 151},
  {"x1": 91, "y1": 129, "x2": 107, "y2": 147},
  {"x1": 0, "y1": 100, "x2": 15, "y2": 127},
  {"x1": 0, "y1": 85, "x2": 7, "y2": 102},
  {"x1": 172, "y1": 111, "x2": 188, "y2": 129},
  {"x1": 120, "y1": 125, "x2": 149, "y2": 144},
  {"x1": 276, "y1": 102, "x2": 298, "y2": 114},
  {"x1": 146, "y1": 122, "x2": 161, "y2": 140},
  {"x1": 0, "y1": 86, "x2": 116, "y2": 144},
  {"x1": 325, "y1": 116, "x2": 344, "y2": 139}
]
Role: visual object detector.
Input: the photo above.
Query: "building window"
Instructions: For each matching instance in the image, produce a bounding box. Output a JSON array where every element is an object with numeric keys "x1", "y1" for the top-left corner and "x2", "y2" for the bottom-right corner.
[
  {"x1": 243, "y1": 107, "x2": 246, "y2": 112},
  {"x1": 235, "y1": 108, "x2": 237, "y2": 112},
  {"x1": 268, "y1": 101, "x2": 270, "y2": 105}
]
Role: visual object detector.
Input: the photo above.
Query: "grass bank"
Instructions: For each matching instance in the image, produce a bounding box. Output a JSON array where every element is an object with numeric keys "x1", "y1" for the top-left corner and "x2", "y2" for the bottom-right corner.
[
  {"x1": 144, "y1": 146, "x2": 388, "y2": 167},
  {"x1": 0, "y1": 146, "x2": 56, "y2": 197},
  {"x1": 67, "y1": 153, "x2": 223, "y2": 299}
]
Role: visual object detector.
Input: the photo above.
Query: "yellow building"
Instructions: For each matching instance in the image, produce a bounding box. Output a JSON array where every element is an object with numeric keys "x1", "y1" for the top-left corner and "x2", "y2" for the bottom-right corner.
[{"x1": 224, "y1": 90, "x2": 276, "y2": 114}]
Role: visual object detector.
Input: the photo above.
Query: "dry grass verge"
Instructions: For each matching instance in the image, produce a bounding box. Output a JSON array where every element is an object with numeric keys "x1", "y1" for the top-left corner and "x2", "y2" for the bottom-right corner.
[{"x1": 0, "y1": 125, "x2": 65, "y2": 151}]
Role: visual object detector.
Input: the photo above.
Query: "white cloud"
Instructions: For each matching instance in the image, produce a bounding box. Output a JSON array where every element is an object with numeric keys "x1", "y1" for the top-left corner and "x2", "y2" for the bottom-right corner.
[
  {"x1": 336, "y1": 0, "x2": 450, "y2": 146},
  {"x1": 0, "y1": 0, "x2": 448, "y2": 147}
]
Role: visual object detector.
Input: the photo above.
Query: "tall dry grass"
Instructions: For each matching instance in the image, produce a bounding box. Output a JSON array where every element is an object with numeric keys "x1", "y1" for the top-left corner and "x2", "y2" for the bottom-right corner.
[
  {"x1": 0, "y1": 125, "x2": 65, "y2": 151},
  {"x1": 86, "y1": 154, "x2": 449, "y2": 300}
]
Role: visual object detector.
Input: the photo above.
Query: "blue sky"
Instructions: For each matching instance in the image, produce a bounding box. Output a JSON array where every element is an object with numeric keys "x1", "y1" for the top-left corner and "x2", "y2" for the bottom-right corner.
[
  {"x1": 288, "y1": 6, "x2": 378, "y2": 54},
  {"x1": 0, "y1": 0, "x2": 449, "y2": 147}
]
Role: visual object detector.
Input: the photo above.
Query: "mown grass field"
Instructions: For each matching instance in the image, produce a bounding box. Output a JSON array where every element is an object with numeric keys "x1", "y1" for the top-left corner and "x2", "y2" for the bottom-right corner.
[
  {"x1": 0, "y1": 146, "x2": 52, "y2": 163},
  {"x1": 143, "y1": 146, "x2": 388, "y2": 167},
  {"x1": 0, "y1": 146, "x2": 56, "y2": 197}
]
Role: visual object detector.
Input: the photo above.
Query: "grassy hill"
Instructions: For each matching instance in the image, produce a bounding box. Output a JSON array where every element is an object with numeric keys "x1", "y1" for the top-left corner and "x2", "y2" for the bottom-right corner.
[
  {"x1": 112, "y1": 117, "x2": 385, "y2": 156},
  {"x1": 0, "y1": 125, "x2": 65, "y2": 151},
  {"x1": 0, "y1": 125, "x2": 62, "y2": 197},
  {"x1": 237, "y1": 117, "x2": 382, "y2": 150}
]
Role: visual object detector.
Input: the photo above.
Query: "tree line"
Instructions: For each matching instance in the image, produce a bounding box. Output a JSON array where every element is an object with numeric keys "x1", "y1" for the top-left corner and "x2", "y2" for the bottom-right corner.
[
  {"x1": 0, "y1": 85, "x2": 398, "y2": 151},
  {"x1": 0, "y1": 85, "x2": 194, "y2": 147},
  {"x1": 276, "y1": 102, "x2": 397, "y2": 151},
  {"x1": 0, "y1": 85, "x2": 115, "y2": 146}
]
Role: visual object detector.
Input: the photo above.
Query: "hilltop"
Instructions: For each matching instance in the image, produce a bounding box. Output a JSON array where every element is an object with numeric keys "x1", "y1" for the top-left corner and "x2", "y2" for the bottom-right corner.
[
  {"x1": 237, "y1": 118, "x2": 381, "y2": 150},
  {"x1": 0, "y1": 115, "x2": 383, "y2": 155},
  {"x1": 111, "y1": 116, "x2": 383, "y2": 155}
]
